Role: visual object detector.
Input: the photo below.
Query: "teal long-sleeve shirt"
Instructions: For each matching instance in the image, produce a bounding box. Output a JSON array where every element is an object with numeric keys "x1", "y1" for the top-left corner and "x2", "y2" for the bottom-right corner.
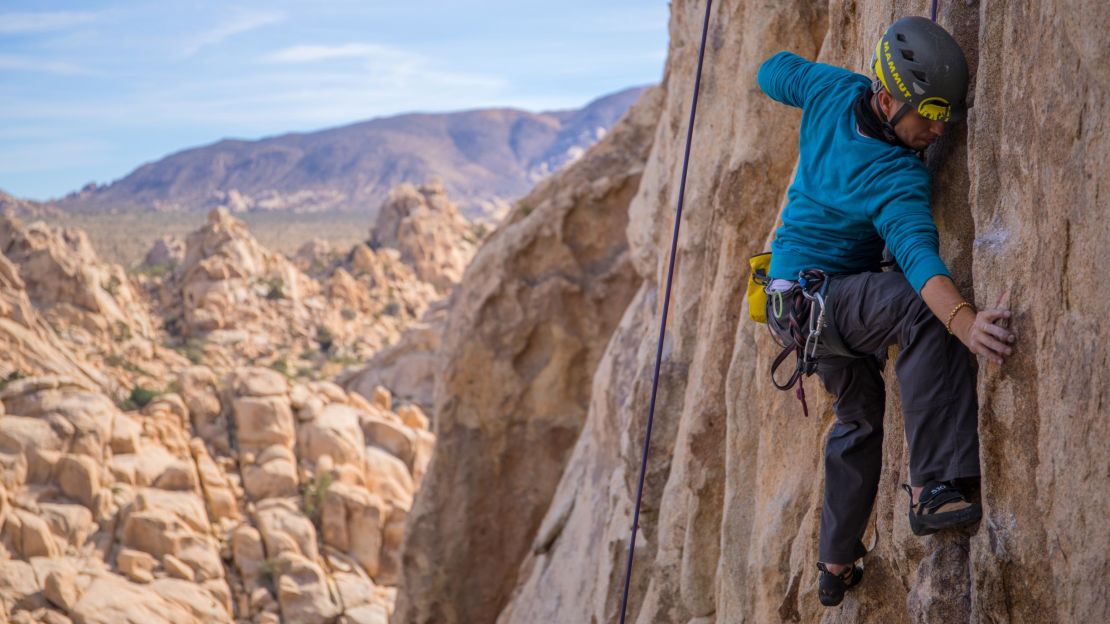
[{"x1": 757, "y1": 51, "x2": 950, "y2": 293}]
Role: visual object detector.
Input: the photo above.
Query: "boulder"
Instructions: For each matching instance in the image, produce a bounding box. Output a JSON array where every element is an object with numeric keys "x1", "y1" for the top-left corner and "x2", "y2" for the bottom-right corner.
[
  {"x1": 363, "y1": 447, "x2": 415, "y2": 510},
  {"x1": 69, "y1": 573, "x2": 197, "y2": 624},
  {"x1": 256, "y1": 499, "x2": 318, "y2": 562},
  {"x1": 188, "y1": 439, "x2": 239, "y2": 522},
  {"x1": 162, "y1": 553, "x2": 195, "y2": 582},
  {"x1": 241, "y1": 447, "x2": 298, "y2": 501},
  {"x1": 321, "y1": 483, "x2": 385, "y2": 578},
  {"x1": 233, "y1": 396, "x2": 295, "y2": 453},
  {"x1": 117, "y1": 548, "x2": 156, "y2": 583},
  {"x1": 273, "y1": 552, "x2": 341, "y2": 624},
  {"x1": 231, "y1": 524, "x2": 265, "y2": 585},
  {"x1": 5, "y1": 508, "x2": 62, "y2": 558},
  {"x1": 0, "y1": 559, "x2": 45, "y2": 614},
  {"x1": 360, "y1": 415, "x2": 415, "y2": 470},
  {"x1": 178, "y1": 367, "x2": 226, "y2": 453},
  {"x1": 298, "y1": 403, "x2": 365, "y2": 471},
  {"x1": 230, "y1": 367, "x2": 288, "y2": 399},
  {"x1": 43, "y1": 565, "x2": 81, "y2": 612},
  {"x1": 148, "y1": 578, "x2": 231, "y2": 622},
  {"x1": 38, "y1": 503, "x2": 95, "y2": 550},
  {"x1": 55, "y1": 454, "x2": 100, "y2": 509}
]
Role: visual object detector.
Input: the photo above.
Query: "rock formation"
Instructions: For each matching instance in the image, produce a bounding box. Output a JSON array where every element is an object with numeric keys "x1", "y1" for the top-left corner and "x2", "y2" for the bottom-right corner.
[
  {"x1": 395, "y1": 1, "x2": 1110, "y2": 623},
  {"x1": 393, "y1": 86, "x2": 661, "y2": 623},
  {"x1": 1, "y1": 190, "x2": 444, "y2": 622},
  {"x1": 0, "y1": 213, "x2": 187, "y2": 395},
  {"x1": 339, "y1": 303, "x2": 448, "y2": 416},
  {"x1": 152, "y1": 207, "x2": 436, "y2": 379},
  {"x1": 369, "y1": 182, "x2": 478, "y2": 292},
  {"x1": 140, "y1": 236, "x2": 186, "y2": 272},
  {"x1": 0, "y1": 364, "x2": 432, "y2": 623}
]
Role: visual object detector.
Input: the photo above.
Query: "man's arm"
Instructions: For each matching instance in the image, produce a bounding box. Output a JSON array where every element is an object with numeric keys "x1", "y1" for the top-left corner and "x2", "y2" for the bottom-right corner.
[
  {"x1": 871, "y1": 167, "x2": 1015, "y2": 363},
  {"x1": 920, "y1": 275, "x2": 1015, "y2": 364},
  {"x1": 757, "y1": 51, "x2": 856, "y2": 109}
]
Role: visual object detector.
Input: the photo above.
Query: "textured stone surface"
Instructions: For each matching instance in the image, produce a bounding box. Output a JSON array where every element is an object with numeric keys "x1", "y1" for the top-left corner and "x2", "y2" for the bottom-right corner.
[
  {"x1": 396, "y1": 1, "x2": 1110, "y2": 623},
  {"x1": 370, "y1": 181, "x2": 478, "y2": 292},
  {"x1": 0, "y1": 218, "x2": 436, "y2": 624},
  {"x1": 394, "y1": 86, "x2": 660, "y2": 623}
]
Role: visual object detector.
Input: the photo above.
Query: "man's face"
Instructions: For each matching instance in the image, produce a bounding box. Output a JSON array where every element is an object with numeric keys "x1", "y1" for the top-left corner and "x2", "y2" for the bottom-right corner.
[{"x1": 877, "y1": 90, "x2": 948, "y2": 150}]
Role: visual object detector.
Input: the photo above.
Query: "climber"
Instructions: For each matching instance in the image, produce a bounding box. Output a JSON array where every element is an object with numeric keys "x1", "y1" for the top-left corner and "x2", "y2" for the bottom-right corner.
[{"x1": 756, "y1": 17, "x2": 1017, "y2": 607}]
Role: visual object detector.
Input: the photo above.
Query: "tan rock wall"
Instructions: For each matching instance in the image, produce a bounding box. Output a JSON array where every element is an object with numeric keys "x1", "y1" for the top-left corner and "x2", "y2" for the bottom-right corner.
[
  {"x1": 393, "y1": 88, "x2": 662, "y2": 624},
  {"x1": 398, "y1": 1, "x2": 1110, "y2": 623}
]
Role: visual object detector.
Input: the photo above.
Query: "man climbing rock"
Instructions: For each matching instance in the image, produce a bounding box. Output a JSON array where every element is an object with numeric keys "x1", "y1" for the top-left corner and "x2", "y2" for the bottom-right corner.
[{"x1": 756, "y1": 17, "x2": 1017, "y2": 607}]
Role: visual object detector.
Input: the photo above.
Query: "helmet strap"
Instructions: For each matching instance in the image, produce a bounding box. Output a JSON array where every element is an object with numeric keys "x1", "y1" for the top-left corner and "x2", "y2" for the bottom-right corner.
[
  {"x1": 888, "y1": 102, "x2": 912, "y2": 128},
  {"x1": 872, "y1": 91, "x2": 912, "y2": 147}
]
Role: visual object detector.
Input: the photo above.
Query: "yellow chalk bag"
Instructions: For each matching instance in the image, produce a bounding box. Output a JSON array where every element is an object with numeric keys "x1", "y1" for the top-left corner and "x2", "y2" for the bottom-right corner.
[{"x1": 747, "y1": 252, "x2": 772, "y2": 324}]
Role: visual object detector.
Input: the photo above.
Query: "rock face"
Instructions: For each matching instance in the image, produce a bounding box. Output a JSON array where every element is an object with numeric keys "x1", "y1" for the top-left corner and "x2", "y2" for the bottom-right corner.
[
  {"x1": 339, "y1": 303, "x2": 448, "y2": 416},
  {"x1": 396, "y1": 1, "x2": 1110, "y2": 623},
  {"x1": 0, "y1": 366, "x2": 432, "y2": 623},
  {"x1": 370, "y1": 182, "x2": 479, "y2": 292},
  {"x1": 0, "y1": 213, "x2": 186, "y2": 394},
  {"x1": 393, "y1": 86, "x2": 661, "y2": 623},
  {"x1": 155, "y1": 206, "x2": 436, "y2": 378},
  {"x1": 0, "y1": 191, "x2": 441, "y2": 622}
]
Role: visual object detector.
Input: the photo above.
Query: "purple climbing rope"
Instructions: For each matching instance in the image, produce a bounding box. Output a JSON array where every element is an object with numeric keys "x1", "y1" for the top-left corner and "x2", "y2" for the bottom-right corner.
[
  {"x1": 616, "y1": 1, "x2": 712, "y2": 622},
  {"x1": 931, "y1": 0, "x2": 939, "y2": 21}
]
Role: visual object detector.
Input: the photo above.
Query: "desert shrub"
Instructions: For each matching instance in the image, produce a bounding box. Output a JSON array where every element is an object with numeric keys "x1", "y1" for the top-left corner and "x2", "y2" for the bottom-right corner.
[
  {"x1": 102, "y1": 275, "x2": 122, "y2": 296},
  {"x1": 0, "y1": 370, "x2": 25, "y2": 391},
  {"x1": 302, "y1": 472, "x2": 334, "y2": 523},
  {"x1": 122, "y1": 385, "x2": 160, "y2": 410},
  {"x1": 264, "y1": 277, "x2": 286, "y2": 300},
  {"x1": 315, "y1": 325, "x2": 334, "y2": 353}
]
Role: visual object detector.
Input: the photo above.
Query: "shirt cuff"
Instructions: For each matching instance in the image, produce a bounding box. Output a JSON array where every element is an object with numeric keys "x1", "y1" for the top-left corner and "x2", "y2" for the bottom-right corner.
[{"x1": 906, "y1": 257, "x2": 951, "y2": 293}]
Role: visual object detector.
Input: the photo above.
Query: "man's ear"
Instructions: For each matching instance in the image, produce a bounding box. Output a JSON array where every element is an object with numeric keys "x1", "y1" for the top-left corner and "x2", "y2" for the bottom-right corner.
[{"x1": 876, "y1": 90, "x2": 894, "y2": 118}]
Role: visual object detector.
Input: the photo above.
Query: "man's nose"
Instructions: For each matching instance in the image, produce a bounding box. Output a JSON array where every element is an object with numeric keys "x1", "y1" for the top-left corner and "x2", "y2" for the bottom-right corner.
[{"x1": 931, "y1": 120, "x2": 946, "y2": 136}]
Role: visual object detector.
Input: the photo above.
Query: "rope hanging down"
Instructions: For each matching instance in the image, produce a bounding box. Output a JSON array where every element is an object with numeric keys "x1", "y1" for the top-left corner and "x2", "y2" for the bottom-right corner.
[{"x1": 617, "y1": 1, "x2": 712, "y2": 622}]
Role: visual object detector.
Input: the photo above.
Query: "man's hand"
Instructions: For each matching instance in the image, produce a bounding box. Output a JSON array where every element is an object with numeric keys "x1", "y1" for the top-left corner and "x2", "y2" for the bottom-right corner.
[
  {"x1": 920, "y1": 275, "x2": 1017, "y2": 365},
  {"x1": 955, "y1": 308, "x2": 1015, "y2": 365}
]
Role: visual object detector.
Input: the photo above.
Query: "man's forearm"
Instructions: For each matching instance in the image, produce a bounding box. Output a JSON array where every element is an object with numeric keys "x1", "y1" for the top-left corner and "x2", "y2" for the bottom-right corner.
[
  {"x1": 920, "y1": 274, "x2": 975, "y2": 339},
  {"x1": 920, "y1": 273, "x2": 1015, "y2": 364}
]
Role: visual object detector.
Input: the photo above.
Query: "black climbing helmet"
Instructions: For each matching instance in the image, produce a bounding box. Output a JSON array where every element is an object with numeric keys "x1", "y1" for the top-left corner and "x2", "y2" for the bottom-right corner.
[{"x1": 871, "y1": 16, "x2": 969, "y2": 123}]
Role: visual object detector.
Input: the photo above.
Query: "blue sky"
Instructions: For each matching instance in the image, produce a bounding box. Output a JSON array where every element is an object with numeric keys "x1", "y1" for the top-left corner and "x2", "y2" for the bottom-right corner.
[{"x1": 0, "y1": 1, "x2": 668, "y2": 200}]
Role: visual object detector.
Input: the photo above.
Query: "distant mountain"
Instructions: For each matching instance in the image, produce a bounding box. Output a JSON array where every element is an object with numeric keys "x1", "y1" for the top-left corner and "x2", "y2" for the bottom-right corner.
[
  {"x1": 0, "y1": 189, "x2": 58, "y2": 220},
  {"x1": 52, "y1": 86, "x2": 649, "y2": 218}
]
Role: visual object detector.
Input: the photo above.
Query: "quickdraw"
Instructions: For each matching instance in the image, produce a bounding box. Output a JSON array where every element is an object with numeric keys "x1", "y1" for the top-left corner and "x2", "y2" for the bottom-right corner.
[{"x1": 769, "y1": 269, "x2": 831, "y2": 417}]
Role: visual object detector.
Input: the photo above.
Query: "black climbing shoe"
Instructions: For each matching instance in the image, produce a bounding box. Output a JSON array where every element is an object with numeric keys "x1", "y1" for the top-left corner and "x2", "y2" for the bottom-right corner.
[
  {"x1": 902, "y1": 481, "x2": 982, "y2": 536},
  {"x1": 816, "y1": 562, "x2": 863, "y2": 607}
]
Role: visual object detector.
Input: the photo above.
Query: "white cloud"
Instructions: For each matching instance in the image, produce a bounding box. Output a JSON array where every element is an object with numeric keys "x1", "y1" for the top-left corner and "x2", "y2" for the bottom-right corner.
[
  {"x1": 0, "y1": 55, "x2": 90, "y2": 75},
  {"x1": 264, "y1": 43, "x2": 407, "y2": 64},
  {"x1": 180, "y1": 10, "x2": 285, "y2": 58},
  {"x1": 0, "y1": 11, "x2": 99, "y2": 34}
]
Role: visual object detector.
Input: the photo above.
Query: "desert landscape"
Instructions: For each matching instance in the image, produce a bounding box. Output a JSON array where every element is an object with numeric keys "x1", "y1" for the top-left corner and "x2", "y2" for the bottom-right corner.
[{"x1": 3, "y1": 1, "x2": 1109, "y2": 623}]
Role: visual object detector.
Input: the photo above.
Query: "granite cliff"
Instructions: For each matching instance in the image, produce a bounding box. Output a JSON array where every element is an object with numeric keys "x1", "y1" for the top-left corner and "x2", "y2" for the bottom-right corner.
[
  {"x1": 0, "y1": 180, "x2": 478, "y2": 623},
  {"x1": 396, "y1": 1, "x2": 1109, "y2": 623}
]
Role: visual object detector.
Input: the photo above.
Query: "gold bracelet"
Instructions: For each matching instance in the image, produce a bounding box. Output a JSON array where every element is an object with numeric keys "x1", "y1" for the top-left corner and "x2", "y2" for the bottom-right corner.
[{"x1": 945, "y1": 301, "x2": 973, "y2": 335}]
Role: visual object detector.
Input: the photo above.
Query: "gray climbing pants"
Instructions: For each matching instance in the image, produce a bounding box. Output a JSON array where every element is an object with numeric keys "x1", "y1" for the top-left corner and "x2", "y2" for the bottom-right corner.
[{"x1": 768, "y1": 270, "x2": 981, "y2": 564}]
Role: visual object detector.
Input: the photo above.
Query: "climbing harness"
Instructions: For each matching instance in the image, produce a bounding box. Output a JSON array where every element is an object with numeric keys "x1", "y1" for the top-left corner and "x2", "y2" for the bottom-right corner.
[
  {"x1": 617, "y1": 1, "x2": 712, "y2": 622},
  {"x1": 767, "y1": 269, "x2": 832, "y2": 418}
]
